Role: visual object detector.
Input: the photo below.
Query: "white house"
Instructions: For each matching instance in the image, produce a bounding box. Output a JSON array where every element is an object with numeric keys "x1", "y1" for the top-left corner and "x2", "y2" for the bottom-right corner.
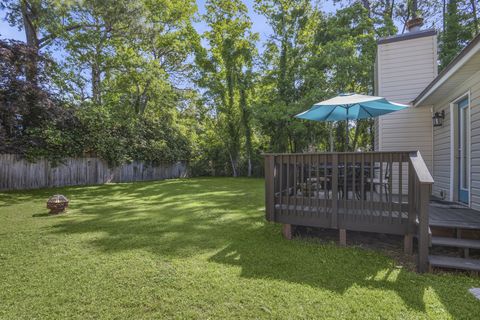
[{"x1": 375, "y1": 27, "x2": 480, "y2": 211}]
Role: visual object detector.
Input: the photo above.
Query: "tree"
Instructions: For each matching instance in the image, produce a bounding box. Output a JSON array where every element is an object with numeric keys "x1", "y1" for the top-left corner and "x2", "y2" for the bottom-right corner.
[
  {"x1": 334, "y1": 0, "x2": 397, "y2": 36},
  {"x1": 1, "y1": 0, "x2": 90, "y2": 82},
  {"x1": 196, "y1": 0, "x2": 257, "y2": 176},
  {"x1": 62, "y1": 0, "x2": 199, "y2": 106},
  {"x1": 255, "y1": 1, "x2": 379, "y2": 153},
  {"x1": 0, "y1": 39, "x2": 82, "y2": 159},
  {"x1": 1, "y1": 0, "x2": 199, "y2": 166},
  {"x1": 238, "y1": 69, "x2": 255, "y2": 176},
  {"x1": 321, "y1": 4, "x2": 378, "y2": 151},
  {"x1": 254, "y1": 0, "x2": 324, "y2": 153},
  {"x1": 440, "y1": 0, "x2": 477, "y2": 68}
]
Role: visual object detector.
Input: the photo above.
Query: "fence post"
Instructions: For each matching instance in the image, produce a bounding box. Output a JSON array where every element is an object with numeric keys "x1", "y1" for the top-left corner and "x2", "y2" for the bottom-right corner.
[
  {"x1": 417, "y1": 183, "x2": 431, "y2": 273},
  {"x1": 264, "y1": 155, "x2": 275, "y2": 222}
]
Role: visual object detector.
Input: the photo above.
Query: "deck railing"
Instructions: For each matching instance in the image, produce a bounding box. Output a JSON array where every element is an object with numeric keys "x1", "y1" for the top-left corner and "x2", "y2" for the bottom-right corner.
[
  {"x1": 408, "y1": 151, "x2": 434, "y2": 272},
  {"x1": 264, "y1": 151, "x2": 433, "y2": 272}
]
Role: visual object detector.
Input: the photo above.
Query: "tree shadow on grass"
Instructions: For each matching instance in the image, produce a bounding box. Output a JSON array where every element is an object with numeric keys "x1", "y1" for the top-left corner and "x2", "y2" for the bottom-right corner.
[
  {"x1": 209, "y1": 225, "x2": 480, "y2": 318},
  {"x1": 50, "y1": 177, "x2": 264, "y2": 257},
  {"x1": 46, "y1": 177, "x2": 480, "y2": 318},
  {"x1": 0, "y1": 183, "x2": 113, "y2": 208}
]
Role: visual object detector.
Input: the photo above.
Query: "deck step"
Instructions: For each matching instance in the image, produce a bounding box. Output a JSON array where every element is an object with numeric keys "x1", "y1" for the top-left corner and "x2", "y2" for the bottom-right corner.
[
  {"x1": 429, "y1": 255, "x2": 480, "y2": 272},
  {"x1": 431, "y1": 236, "x2": 480, "y2": 249}
]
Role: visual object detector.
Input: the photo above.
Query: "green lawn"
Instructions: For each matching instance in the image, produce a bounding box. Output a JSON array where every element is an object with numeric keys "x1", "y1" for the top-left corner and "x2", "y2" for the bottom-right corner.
[{"x1": 1, "y1": 177, "x2": 480, "y2": 319}]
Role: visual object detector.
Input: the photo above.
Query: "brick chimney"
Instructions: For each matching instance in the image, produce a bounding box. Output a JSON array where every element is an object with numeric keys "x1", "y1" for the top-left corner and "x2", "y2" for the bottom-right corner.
[{"x1": 406, "y1": 17, "x2": 424, "y2": 33}]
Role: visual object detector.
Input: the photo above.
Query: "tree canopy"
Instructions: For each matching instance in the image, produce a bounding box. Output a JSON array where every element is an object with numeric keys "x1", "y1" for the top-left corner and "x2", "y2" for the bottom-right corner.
[{"x1": 0, "y1": 0, "x2": 478, "y2": 174}]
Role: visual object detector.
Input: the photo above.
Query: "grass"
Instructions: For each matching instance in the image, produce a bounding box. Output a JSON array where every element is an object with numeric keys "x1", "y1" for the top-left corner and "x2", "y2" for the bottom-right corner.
[{"x1": 1, "y1": 177, "x2": 480, "y2": 319}]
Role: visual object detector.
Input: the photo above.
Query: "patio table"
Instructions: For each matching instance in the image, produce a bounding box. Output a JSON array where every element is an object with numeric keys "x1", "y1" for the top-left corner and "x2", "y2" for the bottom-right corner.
[{"x1": 298, "y1": 163, "x2": 381, "y2": 200}]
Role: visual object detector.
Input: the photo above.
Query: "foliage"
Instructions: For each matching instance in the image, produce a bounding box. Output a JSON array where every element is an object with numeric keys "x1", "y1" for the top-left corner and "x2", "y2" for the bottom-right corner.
[
  {"x1": 440, "y1": 0, "x2": 479, "y2": 69},
  {"x1": 1, "y1": 0, "x2": 199, "y2": 167},
  {"x1": 253, "y1": 0, "x2": 323, "y2": 153},
  {"x1": 1, "y1": 0, "x2": 478, "y2": 173},
  {"x1": 77, "y1": 103, "x2": 191, "y2": 166},
  {"x1": 253, "y1": 1, "x2": 379, "y2": 153},
  {"x1": 0, "y1": 39, "x2": 83, "y2": 162},
  {"x1": 195, "y1": 0, "x2": 258, "y2": 176}
]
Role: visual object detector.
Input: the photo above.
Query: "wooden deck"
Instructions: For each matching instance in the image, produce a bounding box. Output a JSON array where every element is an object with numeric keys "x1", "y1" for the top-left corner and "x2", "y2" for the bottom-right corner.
[
  {"x1": 264, "y1": 151, "x2": 434, "y2": 272},
  {"x1": 429, "y1": 203, "x2": 480, "y2": 229},
  {"x1": 264, "y1": 150, "x2": 480, "y2": 273}
]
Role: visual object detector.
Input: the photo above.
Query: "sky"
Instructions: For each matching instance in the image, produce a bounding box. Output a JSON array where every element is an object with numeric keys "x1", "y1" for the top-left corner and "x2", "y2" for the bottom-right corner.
[{"x1": 0, "y1": 0, "x2": 339, "y2": 45}]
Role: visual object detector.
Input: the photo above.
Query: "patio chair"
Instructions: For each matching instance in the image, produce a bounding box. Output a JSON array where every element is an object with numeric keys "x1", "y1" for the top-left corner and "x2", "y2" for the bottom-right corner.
[
  {"x1": 337, "y1": 164, "x2": 360, "y2": 200},
  {"x1": 298, "y1": 176, "x2": 330, "y2": 198},
  {"x1": 366, "y1": 162, "x2": 390, "y2": 201}
]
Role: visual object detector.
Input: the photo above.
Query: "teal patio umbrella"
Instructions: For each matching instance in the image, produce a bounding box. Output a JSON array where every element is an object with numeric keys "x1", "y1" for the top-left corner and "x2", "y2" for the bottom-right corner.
[{"x1": 295, "y1": 93, "x2": 408, "y2": 150}]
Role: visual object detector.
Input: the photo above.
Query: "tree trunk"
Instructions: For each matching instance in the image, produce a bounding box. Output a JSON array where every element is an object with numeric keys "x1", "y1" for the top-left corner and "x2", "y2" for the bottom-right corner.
[
  {"x1": 369, "y1": 120, "x2": 375, "y2": 151},
  {"x1": 243, "y1": 114, "x2": 253, "y2": 177},
  {"x1": 360, "y1": 0, "x2": 371, "y2": 17},
  {"x1": 443, "y1": 0, "x2": 446, "y2": 33},
  {"x1": 229, "y1": 153, "x2": 238, "y2": 177},
  {"x1": 223, "y1": 51, "x2": 240, "y2": 176},
  {"x1": 21, "y1": 0, "x2": 39, "y2": 83},
  {"x1": 92, "y1": 62, "x2": 101, "y2": 104},
  {"x1": 401, "y1": 1, "x2": 411, "y2": 33},
  {"x1": 471, "y1": 0, "x2": 479, "y2": 33},
  {"x1": 278, "y1": 10, "x2": 289, "y2": 105},
  {"x1": 239, "y1": 79, "x2": 253, "y2": 177},
  {"x1": 389, "y1": 0, "x2": 395, "y2": 19},
  {"x1": 352, "y1": 120, "x2": 361, "y2": 151},
  {"x1": 91, "y1": 28, "x2": 103, "y2": 104},
  {"x1": 411, "y1": 0, "x2": 418, "y2": 19}
]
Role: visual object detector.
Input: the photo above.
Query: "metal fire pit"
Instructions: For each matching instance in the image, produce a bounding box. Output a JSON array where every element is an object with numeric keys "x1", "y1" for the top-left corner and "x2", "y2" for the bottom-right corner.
[{"x1": 47, "y1": 195, "x2": 69, "y2": 214}]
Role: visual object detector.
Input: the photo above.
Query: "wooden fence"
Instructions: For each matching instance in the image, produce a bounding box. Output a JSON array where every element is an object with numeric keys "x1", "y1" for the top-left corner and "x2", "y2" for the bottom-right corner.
[{"x1": 0, "y1": 154, "x2": 188, "y2": 191}]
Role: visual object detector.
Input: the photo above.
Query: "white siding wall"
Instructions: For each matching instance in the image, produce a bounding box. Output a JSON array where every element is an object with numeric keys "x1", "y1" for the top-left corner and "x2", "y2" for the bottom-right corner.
[
  {"x1": 376, "y1": 34, "x2": 437, "y2": 173},
  {"x1": 430, "y1": 70, "x2": 480, "y2": 210},
  {"x1": 471, "y1": 76, "x2": 480, "y2": 210},
  {"x1": 431, "y1": 103, "x2": 450, "y2": 200}
]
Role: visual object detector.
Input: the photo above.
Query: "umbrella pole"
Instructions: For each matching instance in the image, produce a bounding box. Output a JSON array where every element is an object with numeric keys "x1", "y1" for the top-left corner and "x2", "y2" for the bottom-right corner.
[
  {"x1": 345, "y1": 106, "x2": 349, "y2": 151},
  {"x1": 330, "y1": 122, "x2": 334, "y2": 152},
  {"x1": 345, "y1": 120, "x2": 349, "y2": 151}
]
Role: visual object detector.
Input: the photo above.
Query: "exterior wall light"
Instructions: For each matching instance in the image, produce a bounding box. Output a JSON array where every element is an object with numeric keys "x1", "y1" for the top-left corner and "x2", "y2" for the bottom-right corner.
[{"x1": 432, "y1": 110, "x2": 445, "y2": 127}]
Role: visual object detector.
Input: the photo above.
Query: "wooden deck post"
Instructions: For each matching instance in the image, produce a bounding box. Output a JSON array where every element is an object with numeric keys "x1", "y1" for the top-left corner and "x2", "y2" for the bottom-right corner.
[
  {"x1": 404, "y1": 234, "x2": 413, "y2": 255},
  {"x1": 264, "y1": 155, "x2": 275, "y2": 222},
  {"x1": 331, "y1": 154, "x2": 338, "y2": 229},
  {"x1": 417, "y1": 184, "x2": 431, "y2": 273},
  {"x1": 339, "y1": 229, "x2": 346, "y2": 246},
  {"x1": 406, "y1": 161, "x2": 415, "y2": 255},
  {"x1": 282, "y1": 224, "x2": 293, "y2": 240}
]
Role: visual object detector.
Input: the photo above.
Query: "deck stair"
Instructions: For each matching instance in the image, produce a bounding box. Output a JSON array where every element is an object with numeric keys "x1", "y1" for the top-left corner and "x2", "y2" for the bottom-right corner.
[
  {"x1": 426, "y1": 203, "x2": 480, "y2": 272},
  {"x1": 428, "y1": 230, "x2": 480, "y2": 272},
  {"x1": 429, "y1": 255, "x2": 480, "y2": 272},
  {"x1": 431, "y1": 236, "x2": 480, "y2": 249}
]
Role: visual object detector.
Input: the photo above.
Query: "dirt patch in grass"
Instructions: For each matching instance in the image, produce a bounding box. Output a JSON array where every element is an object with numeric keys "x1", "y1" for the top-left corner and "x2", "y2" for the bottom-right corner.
[
  {"x1": 295, "y1": 227, "x2": 417, "y2": 272},
  {"x1": 295, "y1": 226, "x2": 480, "y2": 275}
]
